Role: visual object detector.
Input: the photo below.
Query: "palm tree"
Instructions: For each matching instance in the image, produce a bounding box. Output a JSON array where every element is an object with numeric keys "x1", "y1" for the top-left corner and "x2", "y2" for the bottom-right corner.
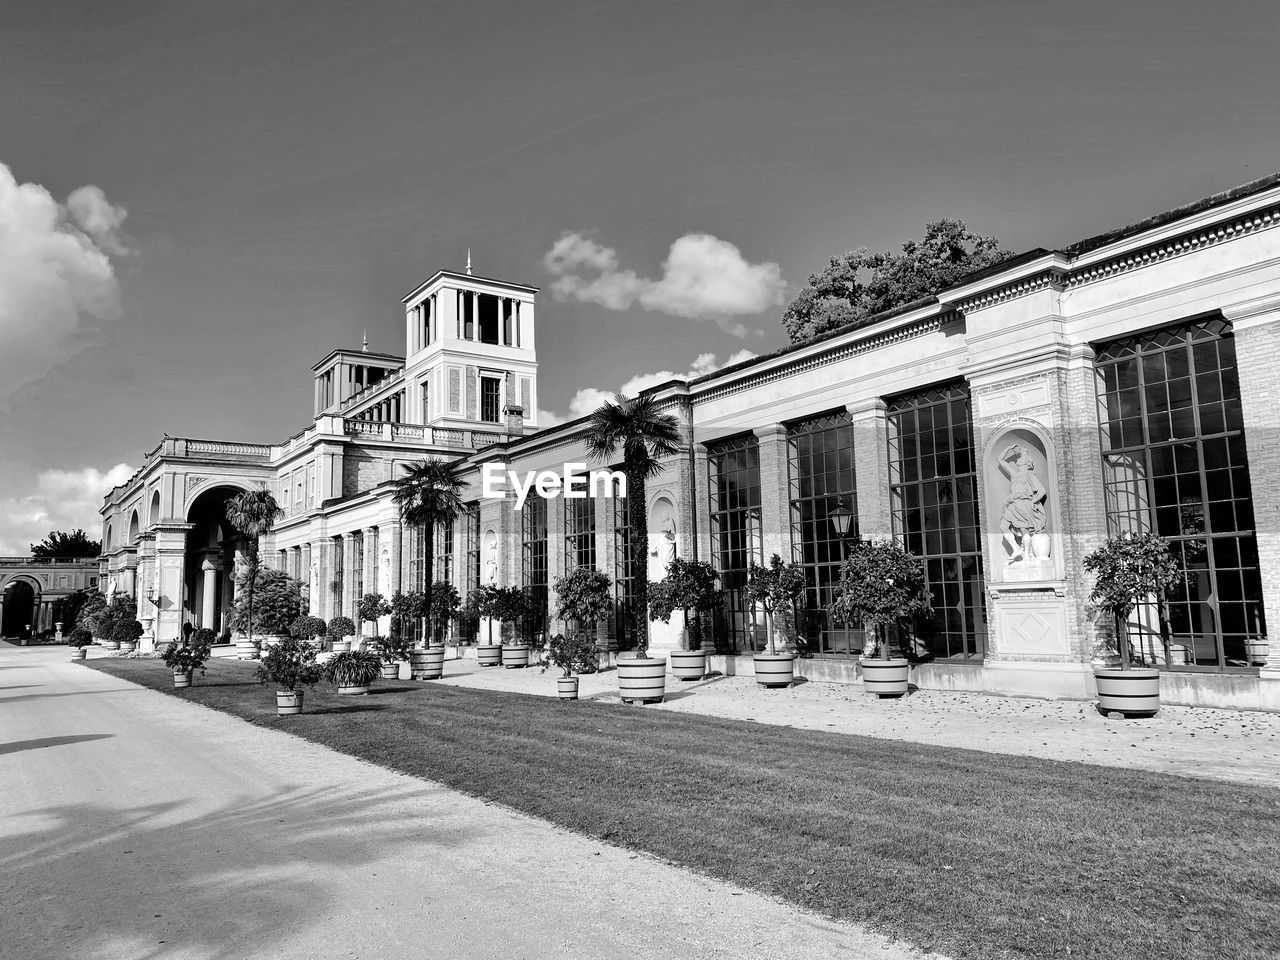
[
  {"x1": 391, "y1": 458, "x2": 464, "y2": 645},
  {"x1": 225, "y1": 488, "x2": 283, "y2": 641},
  {"x1": 585, "y1": 394, "x2": 682, "y2": 657}
]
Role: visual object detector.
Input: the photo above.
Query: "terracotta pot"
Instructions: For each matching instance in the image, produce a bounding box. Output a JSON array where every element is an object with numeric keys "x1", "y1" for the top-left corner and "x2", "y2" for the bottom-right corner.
[
  {"x1": 70, "y1": 647, "x2": 87, "y2": 661},
  {"x1": 276, "y1": 690, "x2": 303, "y2": 716},
  {"x1": 379, "y1": 663, "x2": 398, "y2": 680},
  {"x1": 617, "y1": 657, "x2": 666, "y2": 704},
  {"x1": 752, "y1": 653, "x2": 795, "y2": 688},
  {"x1": 669, "y1": 650, "x2": 707, "y2": 681},
  {"x1": 860, "y1": 657, "x2": 910, "y2": 697},
  {"x1": 502, "y1": 644, "x2": 530, "y2": 669},
  {"x1": 411, "y1": 646, "x2": 446, "y2": 680},
  {"x1": 1094, "y1": 666, "x2": 1160, "y2": 716},
  {"x1": 557, "y1": 676, "x2": 580, "y2": 700},
  {"x1": 476, "y1": 644, "x2": 503, "y2": 666},
  {"x1": 173, "y1": 669, "x2": 193, "y2": 689},
  {"x1": 336, "y1": 683, "x2": 371, "y2": 696}
]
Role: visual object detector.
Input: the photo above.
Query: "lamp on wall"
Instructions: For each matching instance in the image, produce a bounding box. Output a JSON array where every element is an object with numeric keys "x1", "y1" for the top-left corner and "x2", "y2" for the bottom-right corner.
[{"x1": 829, "y1": 499, "x2": 854, "y2": 562}]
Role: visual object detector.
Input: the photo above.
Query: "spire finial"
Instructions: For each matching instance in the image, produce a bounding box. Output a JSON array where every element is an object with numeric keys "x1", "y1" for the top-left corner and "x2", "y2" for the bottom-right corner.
[
  {"x1": 466, "y1": 248, "x2": 472, "y2": 276},
  {"x1": 362, "y1": 330, "x2": 368, "y2": 352}
]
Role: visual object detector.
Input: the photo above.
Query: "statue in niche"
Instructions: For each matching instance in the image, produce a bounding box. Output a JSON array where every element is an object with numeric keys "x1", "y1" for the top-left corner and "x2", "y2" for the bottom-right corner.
[
  {"x1": 484, "y1": 538, "x2": 498, "y2": 584},
  {"x1": 997, "y1": 442, "x2": 1049, "y2": 564}
]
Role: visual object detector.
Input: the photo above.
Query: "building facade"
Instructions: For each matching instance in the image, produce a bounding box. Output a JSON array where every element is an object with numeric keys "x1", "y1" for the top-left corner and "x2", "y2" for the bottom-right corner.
[
  {"x1": 0, "y1": 557, "x2": 99, "y2": 639},
  {"x1": 101, "y1": 175, "x2": 1280, "y2": 710}
]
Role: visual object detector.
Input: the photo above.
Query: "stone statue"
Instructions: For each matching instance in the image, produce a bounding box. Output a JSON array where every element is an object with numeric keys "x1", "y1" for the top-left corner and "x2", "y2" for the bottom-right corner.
[
  {"x1": 997, "y1": 443, "x2": 1048, "y2": 563},
  {"x1": 661, "y1": 518, "x2": 677, "y2": 563},
  {"x1": 484, "y1": 540, "x2": 498, "y2": 584}
]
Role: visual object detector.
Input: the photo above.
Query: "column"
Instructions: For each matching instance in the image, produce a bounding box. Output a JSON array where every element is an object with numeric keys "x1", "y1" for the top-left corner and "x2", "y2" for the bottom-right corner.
[
  {"x1": 201, "y1": 557, "x2": 219, "y2": 629},
  {"x1": 848, "y1": 399, "x2": 892, "y2": 540},
  {"x1": 309, "y1": 539, "x2": 324, "y2": 619},
  {"x1": 153, "y1": 522, "x2": 193, "y2": 648},
  {"x1": 547, "y1": 497, "x2": 567, "y2": 637},
  {"x1": 390, "y1": 522, "x2": 403, "y2": 597},
  {"x1": 752, "y1": 424, "x2": 793, "y2": 562}
]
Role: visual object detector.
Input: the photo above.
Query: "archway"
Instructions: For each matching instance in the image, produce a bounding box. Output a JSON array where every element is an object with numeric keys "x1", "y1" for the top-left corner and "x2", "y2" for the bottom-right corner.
[
  {"x1": 184, "y1": 485, "x2": 250, "y2": 637},
  {"x1": 2, "y1": 579, "x2": 38, "y2": 639}
]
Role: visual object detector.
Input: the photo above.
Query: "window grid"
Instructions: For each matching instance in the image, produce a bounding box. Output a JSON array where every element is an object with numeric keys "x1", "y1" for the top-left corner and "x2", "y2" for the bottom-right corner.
[
  {"x1": 521, "y1": 498, "x2": 548, "y2": 644},
  {"x1": 352, "y1": 531, "x2": 364, "y2": 603},
  {"x1": 459, "y1": 504, "x2": 481, "y2": 641},
  {"x1": 787, "y1": 411, "x2": 861, "y2": 656},
  {"x1": 613, "y1": 493, "x2": 635, "y2": 651},
  {"x1": 707, "y1": 434, "x2": 764, "y2": 652},
  {"x1": 480, "y1": 376, "x2": 502, "y2": 423},
  {"x1": 886, "y1": 382, "x2": 986, "y2": 660},
  {"x1": 331, "y1": 537, "x2": 344, "y2": 619},
  {"x1": 1096, "y1": 316, "x2": 1266, "y2": 671},
  {"x1": 565, "y1": 496, "x2": 596, "y2": 572}
]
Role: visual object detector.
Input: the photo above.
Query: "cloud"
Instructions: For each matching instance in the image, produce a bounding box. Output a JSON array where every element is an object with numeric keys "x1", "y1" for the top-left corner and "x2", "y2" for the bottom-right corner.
[
  {"x1": 0, "y1": 463, "x2": 134, "y2": 555},
  {"x1": 541, "y1": 350, "x2": 760, "y2": 423},
  {"x1": 544, "y1": 231, "x2": 786, "y2": 336},
  {"x1": 0, "y1": 164, "x2": 130, "y2": 405}
]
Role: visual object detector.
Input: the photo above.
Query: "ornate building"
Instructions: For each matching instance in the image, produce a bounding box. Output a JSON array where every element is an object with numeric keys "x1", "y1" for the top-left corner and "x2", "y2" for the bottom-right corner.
[
  {"x1": 102, "y1": 174, "x2": 1280, "y2": 709},
  {"x1": 0, "y1": 557, "x2": 99, "y2": 639}
]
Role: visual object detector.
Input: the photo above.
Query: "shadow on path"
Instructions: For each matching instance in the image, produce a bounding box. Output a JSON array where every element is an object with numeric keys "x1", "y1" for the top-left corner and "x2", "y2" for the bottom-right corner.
[{"x1": 0, "y1": 734, "x2": 114, "y2": 756}]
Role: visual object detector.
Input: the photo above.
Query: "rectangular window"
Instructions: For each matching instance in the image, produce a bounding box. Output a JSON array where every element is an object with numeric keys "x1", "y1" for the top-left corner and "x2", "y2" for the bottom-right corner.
[
  {"x1": 565, "y1": 495, "x2": 596, "y2": 571},
  {"x1": 613, "y1": 493, "x2": 635, "y2": 650},
  {"x1": 1096, "y1": 316, "x2": 1265, "y2": 671},
  {"x1": 462, "y1": 291, "x2": 474, "y2": 340},
  {"x1": 332, "y1": 537, "x2": 344, "y2": 619},
  {"x1": 352, "y1": 531, "x2": 364, "y2": 603},
  {"x1": 437, "y1": 518, "x2": 454, "y2": 585},
  {"x1": 707, "y1": 434, "x2": 763, "y2": 652},
  {"x1": 502, "y1": 300, "x2": 512, "y2": 345},
  {"x1": 480, "y1": 376, "x2": 502, "y2": 424},
  {"x1": 461, "y1": 504, "x2": 481, "y2": 640},
  {"x1": 788, "y1": 410, "x2": 860, "y2": 656},
  {"x1": 522, "y1": 498, "x2": 548, "y2": 643},
  {"x1": 887, "y1": 382, "x2": 986, "y2": 660}
]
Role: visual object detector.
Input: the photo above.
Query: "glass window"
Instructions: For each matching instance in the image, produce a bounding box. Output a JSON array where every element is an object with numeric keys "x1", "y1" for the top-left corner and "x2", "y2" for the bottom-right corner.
[
  {"x1": 887, "y1": 382, "x2": 986, "y2": 660},
  {"x1": 1096, "y1": 316, "x2": 1265, "y2": 671},
  {"x1": 707, "y1": 434, "x2": 763, "y2": 652},
  {"x1": 480, "y1": 377, "x2": 502, "y2": 423},
  {"x1": 521, "y1": 499, "x2": 548, "y2": 644},
  {"x1": 565, "y1": 495, "x2": 596, "y2": 571},
  {"x1": 613, "y1": 493, "x2": 635, "y2": 651}
]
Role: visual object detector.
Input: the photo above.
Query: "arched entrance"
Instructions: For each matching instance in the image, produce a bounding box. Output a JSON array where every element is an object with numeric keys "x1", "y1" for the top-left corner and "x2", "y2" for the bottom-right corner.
[
  {"x1": 184, "y1": 485, "x2": 250, "y2": 638},
  {"x1": 2, "y1": 579, "x2": 38, "y2": 639}
]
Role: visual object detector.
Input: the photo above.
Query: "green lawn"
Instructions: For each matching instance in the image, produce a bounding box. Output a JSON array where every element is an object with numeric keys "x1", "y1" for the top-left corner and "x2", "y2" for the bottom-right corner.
[{"x1": 89, "y1": 657, "x2": 1280, "y2": 959}]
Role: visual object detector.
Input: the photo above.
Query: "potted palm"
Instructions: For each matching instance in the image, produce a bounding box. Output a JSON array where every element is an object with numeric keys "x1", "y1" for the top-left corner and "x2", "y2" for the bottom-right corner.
[
  {"x1": 225, "y1": 488, "x2": 283, "y2": 657},
  {"x1": 326, "y1": 615, "x2": 356, "y2": 653},
  {"x1": 357, "y1": 592, "x2": 392, "y2": 644},
  {"x1": 68, "y1": 625, "x2": 92, "y2": 661},
  {"x1": 162, "y1": 628, "x2": 214, "y2": 688},
  {"x1": 324, "y1": 648, "x2": 383, "y2": 695},
  {"x1": 743, "y1": 555, "x2": 807, "y2": 688},
  {"x1": 1083, "y1": 532, "x2": 1181, "y2": 717},
  {"x1": 257, "y1": 637, "x2": 324, "y2": 715},
  {"x1": 828, "y1": 538, "x2": 933, "y2": 697},
  {"x1": 543, "y1": 632, "x2": 600, "y2": 700},
  {"x1": 649, "y1": 558, "x2": 720, "y2": 681},
  {"x1": 585, "y1": 393, "x2": 682, "y2": 704},
  {"x1": 468, "y1": 584, "x2": 504, "y2": 666},
  {"x1": 552, "y1": 566, "x2": 611, "y2": 671}
]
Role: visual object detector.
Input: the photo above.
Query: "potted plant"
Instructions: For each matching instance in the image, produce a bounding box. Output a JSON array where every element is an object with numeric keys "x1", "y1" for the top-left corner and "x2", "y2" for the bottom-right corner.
[
  {"x1": 357, "y1": 592, "x2": 392, "y2": 643},
  {"x1": 257, "y1": 637, "x2": 324, "y2": 715},
  {"x1": 225, "y1": 488, "x2": 283, "y2": 656},
  {"x1": 552, "y1": 566, "x2": 611, "y2": 672},
  {"x1": 585, "y1": 394, "x2": 683, "y2": 705},
  {"x1": 96, "y1": 594, "x2": 136, "y2": 650},
  {"x1": 112, "y1": 618, "x2": 145, "y2": 655},
  {"x1": 1083, "y1": 532, "x2": 1181, "y2": 717},
  {"x1": 372, "y1": 632, "x2": 414, "y2": 680},
  {"x1": 649, "y1": 558, "x2": 721, "y2": 681},
  {"x1": 742, "y1": 555, "x2": 807, "y2": 688},
  {"x1": 828, "y1": 538, "x2": 933, "y2": 697},
  {"x1": 493, "y1": 586, "x2": 534, "y2": 668},
  {"x1": 290, "y1": 614, "x2": 327, "y2": 647},
  {"x1": 543, "y1": 632, "x2": 600, "y2": 700},
  {"x1": 233, "y1": 567, "x2": 305, "y2": 657},
  {"x1": 427, "y1": 580, "x2": 460, "y2": 648},
  {"x1": 162, "y1": 627, "x2": 214, "y2": 688},
  {"x1": 467, "y1": 585, "x2": 504, "y2": 666},
  {"x1": 326, "y1": 615, "x2": 356, "y2": 653},
  {"x1": 68, "y1": 625, "x2": 92, "y2": 660},
  {"x1": 324, "y1": 648, "x2": 383, "y2": 695}
]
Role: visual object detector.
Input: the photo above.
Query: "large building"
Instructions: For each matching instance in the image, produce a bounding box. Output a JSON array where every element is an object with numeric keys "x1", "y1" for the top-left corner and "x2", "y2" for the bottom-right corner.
[{"x1": 101, "y1": 175, "x2": 1280, "y2": 710}]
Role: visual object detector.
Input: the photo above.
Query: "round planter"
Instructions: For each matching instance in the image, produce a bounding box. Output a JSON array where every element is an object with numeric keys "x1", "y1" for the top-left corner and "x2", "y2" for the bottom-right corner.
[
  {"x1": 118, "y1": 640, "x2": 138, "y2": 654},
  {"x1": 276, "y1": 690, "x2": 303, "y2": 716},
  {"x1": 753, "y1": 653, "x2": 795, "y2": 688},
  {"x1": 476, "y1": 643, "x2": 503, "y2": 667},
  {"x1": 1245, "y1": 640, "x2": 1269, "y2": 667},
  {"x1": 173, "y1": 669, "x2": 193, "y2": 689},
  {"x1": 336, "y1": 683, "x2": 371, "y2": 696},
  {"x1": 1094, "y1": 666, "x2": 1160, "y2": 716},
  {"x1": 669, "y1": 649, "x2": 707, "y2": 681},
  {"x1": 860, "y1": 657, "x2": 911, "y2": 697},
  {"x1": 557, "y1": 676, "x2": 580, "y2": 700},
  {"x1": 379, "y1": 662, "x2": 399, "y2": 680},
  {"x1": 411, "y1": 646, "x2": 446, "y2": 680},
  {"x1": 617, "y1": 657, "x2": 667, "y2": 704},
  {"x1": 70, "y1": 647, "x2": 87, "y2": 661},
  {"x1": 502, "y1": 644, "x2": 531, "y2": 669},
  {"x1": 234, "y1": 637, "x2": 261, "y2": 659},
  {"x1": 101, "y1": 639, "x2": 119, "y2": 651},
  {"x1": 330, "y1": 640, "x2": 352, "y2": 654}
]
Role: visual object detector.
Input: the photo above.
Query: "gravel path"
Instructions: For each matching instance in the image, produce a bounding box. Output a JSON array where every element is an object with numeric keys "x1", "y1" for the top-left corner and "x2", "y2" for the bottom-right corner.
[{"x1": 436, "y1": 656, "x2": 1280, "y2": 788}]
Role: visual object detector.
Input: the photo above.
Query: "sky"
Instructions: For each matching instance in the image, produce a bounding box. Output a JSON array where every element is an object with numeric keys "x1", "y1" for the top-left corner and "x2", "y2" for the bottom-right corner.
[{"x1": 2, "y1": 0, "x2": 1280, "y2": 553}]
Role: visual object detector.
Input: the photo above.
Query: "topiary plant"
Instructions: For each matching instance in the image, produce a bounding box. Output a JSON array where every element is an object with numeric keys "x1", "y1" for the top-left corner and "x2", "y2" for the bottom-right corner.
[
  {"x1": 827, "y1": 538, "x2": 933, "y2": 660},
  {"x1": 326, "y1": 616, "x2": 356, "y2": 641},
  {"x1": 68, "y1": 625, "x2": 93, "y2": 649},
  {"x1": 357, "y1": 592, "x2": 392, "y2": 636},
  {"x1": 111, "y1": 619, "x2": 145, "y2": 648},
  {"x1": 1083, "y1": 531, "x2": 1181, "y2": 669},
  {"x1": 543, "y1": 633, "x2": 600, "y2": 678},
  {"x1": 744, "y1": 554, "x2": 808, "y2": 655},
  {"x1": 553, "y1": 567, "x2": 612, "y2": 644},
  {"x1": 290, "y1": 615, "x2": 327, "y2": 642}
]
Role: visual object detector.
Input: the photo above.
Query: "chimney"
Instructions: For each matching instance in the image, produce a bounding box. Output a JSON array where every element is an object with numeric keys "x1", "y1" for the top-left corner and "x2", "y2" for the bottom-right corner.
[{"x1": 503, "y1": 404, "x2": 524, "y2": 439}]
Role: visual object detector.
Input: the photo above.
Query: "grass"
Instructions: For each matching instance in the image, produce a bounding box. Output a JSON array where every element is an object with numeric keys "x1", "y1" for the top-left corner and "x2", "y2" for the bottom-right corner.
[{"x1": 89, "y1": 657, "x2": 1280, "y2": 959}]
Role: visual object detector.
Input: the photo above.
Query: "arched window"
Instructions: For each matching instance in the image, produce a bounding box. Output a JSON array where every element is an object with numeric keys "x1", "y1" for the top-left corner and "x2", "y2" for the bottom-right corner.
[{"x1": 128, "y1": 511, "x2": 140, "y2": 543}]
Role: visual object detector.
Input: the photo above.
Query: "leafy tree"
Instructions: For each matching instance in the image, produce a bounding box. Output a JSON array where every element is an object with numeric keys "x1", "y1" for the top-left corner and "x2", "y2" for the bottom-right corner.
[
  {"x1": 30, "y1": 529, "x2": 101, "y2": 559},
  {"x1": 781, "y1": 219, "x2": 1011, "y2": 343},
  {"x1": 1083, "y1": 532, "x2": 1181, "y2": 668},
  {"x1": 75, "y1": 592, "x2": 107, "y2": 636},
  {"x1": 553, "y1": 567, "x2": 613, "y2": 641},
  {"x1": 427, "y1": 581, "x2": 460, "y2": 644},
  {"x1": 68, "y1": 625, "x2": 93, "y2": 648},
  {"x1": 743, "y1": 554, "x2": 808, "y2": 655},
  {"x1": 468, "y1": 584, "x2": 531, "y2": 644},
  {"x1": 94, "y1": 594, "x2": 137, "y2": 642},
  {"x1": 544, "y1": 633, "x2": 600, "y2": 678},
  {"x1": 231, "y1": 567, "x2": 303, "y2": 637},
  {"x1": 257, "y1": 637, "x2": 324, "y2": 692},
  {"x1": 648, "y1": 558, "x2": 720, "y2": 651},
  {"x1": 389, "y1": 590, "x2": 426, "y2": 642},
  {"x1": 357, "y1": 592, "x2": 392, "y2": 637},
  {"x1": 391, "y1": 458, "x2": 464, "y2": 650},
  {"x1": 584, "y1": 394, "x2": 682, "y2": 657},
  {"x1": 827, "y1": 538, "x2": 933, "y2": 660},
  {"x1": 290, "y1": 615, "x2": 327, "y2": 641},
  {"x1": 224, "y1": 489, "x2": 283, "y2": 641},
  {"x1": 326, "y1": 616, "x2": 356, "y2": 641}
]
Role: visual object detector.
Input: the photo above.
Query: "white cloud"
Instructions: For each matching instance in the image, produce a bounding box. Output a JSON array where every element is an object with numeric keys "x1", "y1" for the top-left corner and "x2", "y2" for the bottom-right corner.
[
  {"x1": 544, "y1": 231, "x2": 786, "y2": 336},
  {"x1": 0, "y1": 164, "x2": 130, "y2": 405},
  {"x1": 543, "y1": 350, "x2": 760, "y2": 423},
  {"x1": 0, "y1": 463, "x2": 134, "y2": 555}
]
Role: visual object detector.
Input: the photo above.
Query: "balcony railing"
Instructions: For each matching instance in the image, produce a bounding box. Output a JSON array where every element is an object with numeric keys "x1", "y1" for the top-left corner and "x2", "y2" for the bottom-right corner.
[{"x1": 343, "y1": 421, "x2": 506, "y2": 449}]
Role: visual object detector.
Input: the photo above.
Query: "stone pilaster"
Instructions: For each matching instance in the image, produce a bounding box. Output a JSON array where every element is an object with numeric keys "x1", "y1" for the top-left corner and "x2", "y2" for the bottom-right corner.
[
  {"x1": 752, "y1": 424, "x2": 792, "y2": 563},
  {"x1": 152, "y1": 522, "x2": 194, "y2": 649},
  {"x1": 848, "y1": 399, "x2": 891, "y2": 541}
]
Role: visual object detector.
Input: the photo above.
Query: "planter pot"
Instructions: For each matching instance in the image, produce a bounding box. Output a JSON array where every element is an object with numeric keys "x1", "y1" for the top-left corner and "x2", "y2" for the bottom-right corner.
[
  {"x1": 234, "y1": 637, "x2": 261, "y2": 659},
  {"x1": 173, "y1": 669, "x2": 193, "y2": 689},
  {"x1": 411, "y1": 646, "x2": 446, "y2": 680},
  {"x1": 860, "y1": 657, "x2": 911, "y2": 697},
  {"x1": 557, "y1": 676, "x2": 580, "y2": 700},
  {"x1": 69, "y1": 647, "x2": 87, "y2": 661},
  {"x1": 118, "y1": 640, "x2": 137, "y2": 654},
  {"x1": 753, "y1": 653, "x2": 795, "y2": 688},
  {"x1": 379, "y1": 663, "x2": 399, "y2": 680},
  {"x1": 502, "y1": 644, "x2": 531, "y2": 669},
  {"x1": 669, "y1": 649, "x2": 707, "y2": 681},
  {"x1": 276, "y1": 690, "x2": 303, "y2": 716},
  {"x1": 330, "y1": 640, "x2": 352, "y2": 654},
  {"x1": 476, "y1": 644, "x2": 503, "y2": 666},
  {"x1": 1246, "y1": 640, "x2": 1269, "y2": 667},
  {"x1": 1094, "y1": 666, "x2": 1160, "y2": 716},
  {"x1": 617, "y1": 657, "x2": 666, "y2": 704},
  {"x1": 102, "y1": 640, "x2": 119, "y2": 651},
  {"x1": 335, "y1": 683, "x2": 371, "y2": 696}
]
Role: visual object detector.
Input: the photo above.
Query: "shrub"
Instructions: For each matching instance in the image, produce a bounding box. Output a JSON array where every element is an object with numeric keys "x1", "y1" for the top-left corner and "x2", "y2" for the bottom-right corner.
[
  {"x1": 390, "y1": 591, "x2": 426, "y2": 640},
  {"x1": 553, "y1": 568, "x2": 612, "y2": 640},
  {"x1": 544, "y1": 633, "x2": 600, "y2": 678},
  {"x1": 257, "y1": 637, "x2": 323, "y2": 692},
  {"x1": 323, "y1": 649, "x2": 383, "y2": 687},
  {"x1": 427, "y1": 581, "x2": 460, "y2": 644},
  {"x1": 111, "y1": 619, "x2": 144, "y2": 646},
  {"x1": 290, "y1": 615, "x2": 327, "y2": 640},
  {"x1": 357, "y1": 592, "x2": 392, "y2": 627},
  {"x1": 232, "y1": 567, "x2": 304, "y2": 636},
  {"x1": 1083, "y1": 532, "x2": 1181, "y2": 668},
  {"x1": 162, "y1": 631, "x2": 213, "y2": 676},
  {"x1": 372, "y1": 633, "x2": 414, "y2": 665},
  {"x1": 827, "y1": 538, "x2": 933, "y2": 660},
  {"x1": 326, "y1": 616, "x2": 356, "y2": 640},
  {"x1": 68, "y1": 625, "x2": 93, "y2": 648},
  {"x1": 744, "y1": 554, "x2": 808, "y2": 655},
  {"x1": 649, "y1": 558, "x2": 720, "y2": 651}
]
